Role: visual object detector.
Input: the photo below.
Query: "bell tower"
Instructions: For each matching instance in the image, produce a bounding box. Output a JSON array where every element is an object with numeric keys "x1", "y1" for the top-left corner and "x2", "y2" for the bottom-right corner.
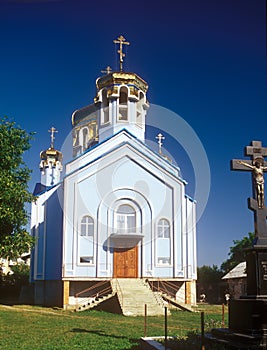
[
  {"x1": 71, "y1": 36, "x2": 149, "y2": 157},
  {"x1": 95, "y1": 35, "x2": 149, "y2": 143},
  {"x1": 39, "y1": 127, "x2": 62, "y2": 187},
  {"x1": 95, "y1": 71, "x2": 149, "y2": 142}
]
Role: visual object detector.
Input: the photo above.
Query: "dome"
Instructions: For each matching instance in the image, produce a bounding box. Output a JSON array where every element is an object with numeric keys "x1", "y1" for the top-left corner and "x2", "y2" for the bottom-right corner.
[
  {"x1": 95, "y1": 71, "x2": 148, "y2": 102},
  {"x1": 40, "y1": 147, "x2": 63, "y2": 168}
]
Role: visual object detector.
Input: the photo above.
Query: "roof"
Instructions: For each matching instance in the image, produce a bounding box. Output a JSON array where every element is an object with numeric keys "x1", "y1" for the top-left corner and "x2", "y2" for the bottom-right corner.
[
  {"x1": 64, "y1": 128, "x2": 186, "y2": 184},
  {"x1": 222, "y1": 261, "x2": 247, "y2": 280}
]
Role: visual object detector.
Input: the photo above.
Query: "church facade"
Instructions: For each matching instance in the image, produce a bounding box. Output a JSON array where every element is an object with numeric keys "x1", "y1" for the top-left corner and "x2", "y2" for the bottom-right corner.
[{"x1": 30, "y1": 41, "x2": 197, "y2": 309}]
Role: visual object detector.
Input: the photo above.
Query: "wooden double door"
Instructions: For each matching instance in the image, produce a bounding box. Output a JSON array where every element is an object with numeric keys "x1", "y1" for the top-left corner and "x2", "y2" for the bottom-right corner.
[{"x1": 113, "y1": 245, "x2": 138, "y2": 278}]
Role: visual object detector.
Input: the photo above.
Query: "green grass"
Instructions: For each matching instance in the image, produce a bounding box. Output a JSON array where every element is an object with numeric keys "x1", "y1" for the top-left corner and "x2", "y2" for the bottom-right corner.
[{"x1": 0, "y1": 304, "x2": 228, "y2": 350}]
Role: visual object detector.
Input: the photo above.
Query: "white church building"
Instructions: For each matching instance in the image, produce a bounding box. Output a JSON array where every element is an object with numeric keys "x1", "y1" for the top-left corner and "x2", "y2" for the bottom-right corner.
[{"x1": 30, "y1": 37, "x2": 197, "y2": 313}]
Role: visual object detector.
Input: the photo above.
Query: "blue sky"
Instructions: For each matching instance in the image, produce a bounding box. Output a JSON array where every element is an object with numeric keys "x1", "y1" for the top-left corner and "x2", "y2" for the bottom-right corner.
[{"x1": 0, "y1": 0, "x2": 266, "y2": 267}]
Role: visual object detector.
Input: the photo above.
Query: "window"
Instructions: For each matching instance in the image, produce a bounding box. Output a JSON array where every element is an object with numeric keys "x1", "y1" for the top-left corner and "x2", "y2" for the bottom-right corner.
[
  {"x1": 82, "y1": 128, "x2": 88, "y2": 151},
  {"x1": 80, "y1": 216, "x2": 94, "y2": 236},
  {"x1": 116, "y1": 204, "x2": 136, "y2": 234},
  {"x1": 79, "y1": 215, "x2": 94, "y2": 264},
  {"x1": 157, "y1": 219, "x2": 170, "y2": 238},
  {"x1": 136, "y1": 92, "x2": 144, "y2": 127},
  {"x1": 102, "y1": 89, "x2": 109, "y2": 124},
  {"x1": 157, "y1": 257, "x2": 171, "y2": 264},
  {"x1": 118, "y1": 87, "x2": 128, "y2": 121},
  {"x1": 156, "y1": 219, "x2": 171, "y2": 265}
]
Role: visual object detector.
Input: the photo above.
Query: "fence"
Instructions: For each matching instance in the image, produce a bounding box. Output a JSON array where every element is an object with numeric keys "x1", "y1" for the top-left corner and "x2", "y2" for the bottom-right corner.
[{"x1": 142, "y1": 304, "x2": 228, "y2": 350}]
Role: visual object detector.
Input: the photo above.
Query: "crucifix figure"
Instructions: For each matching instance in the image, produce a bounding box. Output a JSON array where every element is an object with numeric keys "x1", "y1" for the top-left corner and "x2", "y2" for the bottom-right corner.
[
  {"x1": 231, "y1": 141, "x2": 267, "y2": 244},
  {"x1": 113, "y1": 35, "x2": 130, "y2": 71},
  {"x1": 238, "y1": 158, "x2": 267, "y2": 209},
  {"x1": 156, "y1": 133, "x2": 165, "y2": 154},
  {"x1": 48, "y1": 126, "x2": 58, "y2": 149},
  {"x1": 101, "y1": 66, "x2": 112, "y2": 75}
]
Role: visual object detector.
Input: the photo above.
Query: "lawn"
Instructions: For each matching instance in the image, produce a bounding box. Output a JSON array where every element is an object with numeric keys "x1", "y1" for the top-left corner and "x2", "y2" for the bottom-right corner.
[{"x1": 0, "y1": 304, "x2": 227, "y2": 350}]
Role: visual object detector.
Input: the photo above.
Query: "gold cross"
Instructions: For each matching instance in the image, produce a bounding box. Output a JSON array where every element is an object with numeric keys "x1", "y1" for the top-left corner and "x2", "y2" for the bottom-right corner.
[
  {"x1": 48, "y1": 126, "x2": 58, "y2": 149},
  {"x1": 113, "y1": 35, "x2": 130, "y2": 71},
  {"x1": 101, "y1": 66, "x2": 112, "y2": 75},
  {"x1": 156, "y1": 133, "x2": 165, "y2": 154}
]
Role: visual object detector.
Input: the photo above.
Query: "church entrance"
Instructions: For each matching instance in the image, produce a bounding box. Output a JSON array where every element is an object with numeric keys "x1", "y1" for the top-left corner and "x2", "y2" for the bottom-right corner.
[{"x1": 113, "y1": 245, "x2": 138, "y2": 278}]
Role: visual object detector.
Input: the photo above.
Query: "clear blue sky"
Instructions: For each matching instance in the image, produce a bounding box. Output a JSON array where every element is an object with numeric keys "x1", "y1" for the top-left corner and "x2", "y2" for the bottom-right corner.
[{"x1": 0, "y1": 0, "x2": 266, "y2": 267}]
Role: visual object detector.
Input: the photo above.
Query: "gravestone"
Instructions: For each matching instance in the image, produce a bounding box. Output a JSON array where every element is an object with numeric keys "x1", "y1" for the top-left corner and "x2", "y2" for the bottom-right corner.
[{"x1": 208, "y1": 141, "x2": 267, "y2": 349}]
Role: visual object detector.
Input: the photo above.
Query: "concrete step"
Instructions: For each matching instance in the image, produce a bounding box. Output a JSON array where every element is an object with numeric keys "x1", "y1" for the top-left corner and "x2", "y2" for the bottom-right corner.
[
  {"x1": 112, "y1": 278, "x2": 168, "y2": 316},
  {"x1": 75, "y1": 292, "x2": 115, "y2": 312}
]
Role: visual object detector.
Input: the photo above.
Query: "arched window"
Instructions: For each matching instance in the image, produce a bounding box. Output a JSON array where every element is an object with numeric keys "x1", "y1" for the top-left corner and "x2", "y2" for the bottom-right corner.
[
  {"x1": 79, "y1": 215, "x2": 94, "y2": 264},
  {"x1": 82, "y1": 128, "x2": 88, "y2": 151},
  {"x1": 116, "y1": 204, "x2": 136, "y2": 233},
  {"x1": 157, "y1": 219, "x2": 170, "y2": 238},
  {"x1": 136, "y1": 92, "x2": 144, "y2": 127},
  {"x1": 88, "y1": 120, "x2": 97, "y2": 142},
  {"x1": 156, "y1": 219, "x2": 171, "y2": 265},
  {"x1": 102, "y1": 89, "x2": 109, "y2": 124},
  {"x1": 118, "y1": 87, "x2": 128, "y2": 121},
  {"x1": 80, "y1": 216, "x2": 94, "y2": 236}
]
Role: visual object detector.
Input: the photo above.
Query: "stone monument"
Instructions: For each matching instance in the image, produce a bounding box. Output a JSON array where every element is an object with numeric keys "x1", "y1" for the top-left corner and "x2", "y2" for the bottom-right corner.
[{"x1": 209, "y1": 141, "x2": 267, "y2": 349}]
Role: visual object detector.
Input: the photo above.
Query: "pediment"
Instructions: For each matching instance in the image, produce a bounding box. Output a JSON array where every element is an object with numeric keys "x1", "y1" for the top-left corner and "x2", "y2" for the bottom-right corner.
[{"x1": 65, "y1": 130, "x2": 184, "y2": 187}]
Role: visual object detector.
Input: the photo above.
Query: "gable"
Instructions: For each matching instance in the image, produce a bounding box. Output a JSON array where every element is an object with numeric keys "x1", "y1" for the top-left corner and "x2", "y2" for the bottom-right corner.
[
  {"x1": 65, "y1": 142, "x2": 185, "y2": 202},
  {"x1": 65, "y1": 129, "x2": 182, "y2": 181}
]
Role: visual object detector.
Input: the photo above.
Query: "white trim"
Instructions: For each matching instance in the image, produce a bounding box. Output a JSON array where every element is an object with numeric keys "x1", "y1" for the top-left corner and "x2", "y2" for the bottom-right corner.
[
  {"x1": 155, "y1": 218, "x2": 173, "y2": 267},
  {"x1": 77, "y1": 214, "x2": 96, "y2": 266}
]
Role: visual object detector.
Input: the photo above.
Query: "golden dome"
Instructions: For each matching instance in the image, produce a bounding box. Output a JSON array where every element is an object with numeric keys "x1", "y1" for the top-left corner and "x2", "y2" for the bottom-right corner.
[
  {"x1": 95, "y1": 71, "x2": 148, "y2": 102},
  {"x1": 40, "y1": 147, "x2": 62, "y2": 168}
]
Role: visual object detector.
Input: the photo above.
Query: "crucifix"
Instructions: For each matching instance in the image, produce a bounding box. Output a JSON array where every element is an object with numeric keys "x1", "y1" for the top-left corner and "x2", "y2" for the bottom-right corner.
[
  {"x1": 231, "y1": 141, "x2": 267, "y2": 244},
  {"x1": 113, "y1": 35, "x2": 130, "y2": 71},
  {"x1": 156, "y1": 133, "x2": 165, "y2": 154},
  {"x1": 101, "y1": 66, "x2": 112, "y2": 75},
  {"x1": 48, "y1": 126, "x2": 58, "y2": 149}
]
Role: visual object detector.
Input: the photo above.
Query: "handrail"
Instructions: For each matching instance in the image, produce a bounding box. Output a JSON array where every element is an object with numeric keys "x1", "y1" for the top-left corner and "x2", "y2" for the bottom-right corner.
[
  {"x1": 149, "y1": 279, "x2": 193, "y2": 311},
  {"x1": 143, "y1": 279, "x2": 165, "y2": 308},
  {"x1": 75, "y1": 280, "x2": 111, "y2": 298},
  {"x1": 150, "y1": 279, "x2": 178, "y2": 299},
  {"x1": 75, "y1": 280, "x2": 113, "y2": 310},
  {"x1": 76, "y1": 284, "x2": 114, "y2": 309},
  {"x1": 112, "y1": 279, "x2": 123, "y2": 310}
]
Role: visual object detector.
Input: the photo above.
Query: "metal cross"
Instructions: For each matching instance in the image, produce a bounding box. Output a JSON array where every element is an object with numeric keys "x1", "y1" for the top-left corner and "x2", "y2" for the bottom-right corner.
[
  {"x1": 156, "y1": 133, "x2": 165, "y2": 154},
  {"x1": 113, "y1": 35, "x2": 130, "y2": 71},
  {"x1": 48, "y1": 126, "x2": 58, "y2": 149},
  {"x1": 245, "y1": 140, "x2": 267, "y2": 161},
  {"x1": 231, "y1": 140, "x2": 267, "y2": 244},
  {"x1": 231, "y1": 141, "x2": 267, "y2": 208},
  {"x1": 101, "y1": 66, "x2": 112, "y2": 75}
]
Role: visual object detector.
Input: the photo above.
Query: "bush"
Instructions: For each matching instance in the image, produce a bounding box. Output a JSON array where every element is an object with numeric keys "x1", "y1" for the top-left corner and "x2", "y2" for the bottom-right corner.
[{"x1": 0, "y1": 263, "x2": 30, "y2": 295}]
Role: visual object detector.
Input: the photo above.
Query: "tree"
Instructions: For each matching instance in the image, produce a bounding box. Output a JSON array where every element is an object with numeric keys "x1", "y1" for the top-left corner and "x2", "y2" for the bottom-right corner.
[
  {"x1": 0, "y1": 117, "x2": 35, "y2": 259},
  {"x1": 197, "y1": 264, "x2": 223, "y2": 284},
  {"x1": 220, "y1": 232, "x2": 255, "y2": 273},
  {"x1": 197, "y1": 265, "x2": 224, "y2": 303}
]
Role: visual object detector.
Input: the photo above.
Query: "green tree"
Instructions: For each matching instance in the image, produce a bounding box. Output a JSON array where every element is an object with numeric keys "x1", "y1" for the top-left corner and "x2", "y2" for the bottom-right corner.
[
  {"x1": 197, "y1": 264, "x2": 223, "y2": 284},
  {"x1": 0, "y1": 117, "x2": 35, "y2": 259},
  {"x1": 197, "y1": 265, "x2": 224, "y2": 303},
  {"x1": 220, "y1": 232, "x2": 255, "y2": 273}
]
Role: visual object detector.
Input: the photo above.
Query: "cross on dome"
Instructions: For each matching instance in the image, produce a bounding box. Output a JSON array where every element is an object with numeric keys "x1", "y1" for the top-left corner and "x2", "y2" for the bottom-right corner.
[
  {"x1": 113, "y1": 35, "x2": 130, "y2": 71},
  {"x1": 101, "y1": 66, "x2": 112, "y2": 75},
  {"x1": 156, "y1": 133, "x2": 165, "y2": 154},
  {"x1": 48, "y1": 126, "x2": 58, "y2": 149}
]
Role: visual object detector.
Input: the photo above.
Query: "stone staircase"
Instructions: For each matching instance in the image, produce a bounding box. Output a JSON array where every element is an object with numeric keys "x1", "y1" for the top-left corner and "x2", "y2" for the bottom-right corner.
[
  {"x1": 111, "y1": 278, "x2": 168, "y2": 316},
  {"x1": 75, "y1": 292, "x2": 116, "y2": 312}
]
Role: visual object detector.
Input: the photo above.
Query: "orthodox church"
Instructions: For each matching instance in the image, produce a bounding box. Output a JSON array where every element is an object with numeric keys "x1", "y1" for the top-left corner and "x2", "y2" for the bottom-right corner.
[{"x1": 30, "y1": 36, "x2": 197, "y2": 313}]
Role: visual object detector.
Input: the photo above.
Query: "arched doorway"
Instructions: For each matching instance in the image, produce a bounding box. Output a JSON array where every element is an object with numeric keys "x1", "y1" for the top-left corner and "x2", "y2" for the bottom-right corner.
[{"x1": 113, "y1": 204, "x2": 138, "y2": 278}]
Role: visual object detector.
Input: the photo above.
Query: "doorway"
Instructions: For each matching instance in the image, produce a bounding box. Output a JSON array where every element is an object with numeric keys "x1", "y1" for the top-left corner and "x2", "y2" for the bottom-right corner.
[{"x1": 113, "y1": 245, "x2": 138, "y2": 278}]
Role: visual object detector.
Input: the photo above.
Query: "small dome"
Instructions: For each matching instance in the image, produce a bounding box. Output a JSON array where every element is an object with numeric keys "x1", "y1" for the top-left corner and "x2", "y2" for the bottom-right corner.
[
  {"x1": 40, "y1": 147, "x2": 63, "y2": 168},
  {"x1": 95, "y1": 71, "x2": 148, "y2": 102}
]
